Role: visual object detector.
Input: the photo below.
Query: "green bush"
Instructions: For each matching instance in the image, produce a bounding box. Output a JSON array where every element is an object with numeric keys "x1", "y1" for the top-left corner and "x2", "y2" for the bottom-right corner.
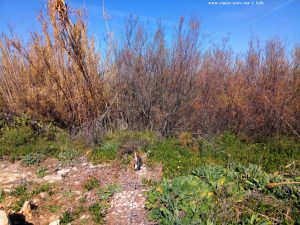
[
  {"x1": 199, "y1": 132, "x2": 300, "y2": 172},
  {"x1": 89, "y1": 140, "x2": 120, "y2": 164},
  {"x1": 0, "y1": 122, "x2": 83, "y2": 162},
  {"x1": 89, "y1": 130, "x2": 159, "y2": 164},
  {"x1": 146, "y1": 164, "x2": 300, "y2": 224},
  {"x1": 57, "y1": 149, "x2": 80, "y2": 162},
  {"x1": 0, "y1": 125, "x2": 34, "y2": 147},
  {"x1": 89, "y1": 203, "x2": 107, "y2": 224},
  {"x1": 21, "y1": 152, "x2": 46, "y2": 166}
]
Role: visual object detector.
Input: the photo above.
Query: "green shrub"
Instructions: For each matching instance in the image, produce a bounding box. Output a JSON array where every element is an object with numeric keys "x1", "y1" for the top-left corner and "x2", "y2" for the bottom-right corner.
[
  {"x1": 21, "y1": 152, "x2": 46, "y2": 166},
  {"x1": 0, "y1": 122, "x2": 83, "y2": 161},
  {"x1": 89, "y1": 130, "x2": 159, "y2": 164},
  {"x1": 89, "y1": 140, "x2": 120, "y2": 164},
  {"x1": 146, "y1": 164, "x2": 300, "y2": 224},
  {"x1": 98, "y1": 184, "x2": 120, "y2": 200},
  {"x1": 199, "y1": 132, "x2": 300, "y2": 172},
  {"x1": 57, "y1": 149, "x2": 80, "y2": 162},
  {"x1": 0, "y1": 125, "x2": 34, "y2": 147},
  {"x1": 89, "y1": 203, "x2": 107, "y2": 224},
  {"x1": 60, "y1": 211, "x2": 76, "y2": 224}
]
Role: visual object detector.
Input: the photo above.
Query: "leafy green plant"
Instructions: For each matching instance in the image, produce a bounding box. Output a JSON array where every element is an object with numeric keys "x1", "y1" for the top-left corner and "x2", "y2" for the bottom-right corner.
[
  {"x1": 98, "y1": 184, "x2": 120, "y2": 201},
  {"x1": 0, "y1": 125, "x2": 34, "y2": 147},
  {"x1": 21, "y1": 152, "x2": 46, "y2": 166},
  {"x1": 60, "y1": 211, "x2": 76, "y2": 224},
  {"x1": 240, "y1": 214, "x2": 272, "y2": 225},
  {"x1": 32, "y1": 183, "x2": 52, "y2": 195},
  {"x1": 146, "y1": 164, "x2": 300, "y2": 224},
  {"x1": 57, "y1": 149, "x2": 80, "y2": 162},
  {"x1": 146, "y1": 176, "x2": 216, "y2": 224},
  {"x1": 10, "y1": 184, "x2": 28, "y2": 197},
  {"x1": 88, "y1": 202, "x2": 108, "y2": 224}
]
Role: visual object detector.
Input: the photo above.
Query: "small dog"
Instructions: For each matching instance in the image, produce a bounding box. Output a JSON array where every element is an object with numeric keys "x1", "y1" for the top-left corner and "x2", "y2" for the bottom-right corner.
[{"x1": 134, "y1": 152, "x2": 142, "y2": 171}]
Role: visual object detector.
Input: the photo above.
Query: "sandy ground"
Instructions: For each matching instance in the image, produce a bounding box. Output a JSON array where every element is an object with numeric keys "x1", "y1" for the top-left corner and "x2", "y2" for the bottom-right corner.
[{"x1": 0, "y1": 155, "x2": 162, "y2": 225}]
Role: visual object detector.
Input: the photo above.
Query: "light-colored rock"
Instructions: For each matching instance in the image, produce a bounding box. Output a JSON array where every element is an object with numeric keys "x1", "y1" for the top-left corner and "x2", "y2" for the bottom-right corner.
[
  {"x1": 88, "y1": 163, "x2": 98, "y2": 169},
  {"x1": 71, "y1": 167, "x2": 78, "y2": 171},
  {"x1": 43, "y1": 174, "x2": 62, "y2": 183},
  {"x1": 20, "y1": 201, "x2": 33, "y2": 220},
  {"x1": 80, "y1": 214, "x2": 90, "y2": 219},
  {"x1": 57, "y1": 168, "x2": 71, "y2": 176},
  {"x1": 39, "y1": 192, "x2": 48, "y2": 199},
  {"x1": 0, "y1": 209, "x2": 11, "y2": 225},
  {"x1": 49, "y1": 219, "x2": 60, "y2": 225}
]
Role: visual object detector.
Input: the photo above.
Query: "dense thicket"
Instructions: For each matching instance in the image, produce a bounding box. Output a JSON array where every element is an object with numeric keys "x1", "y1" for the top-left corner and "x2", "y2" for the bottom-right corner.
[{"x1": 0, "y1": 0, "x2": 299, "y2": 142}]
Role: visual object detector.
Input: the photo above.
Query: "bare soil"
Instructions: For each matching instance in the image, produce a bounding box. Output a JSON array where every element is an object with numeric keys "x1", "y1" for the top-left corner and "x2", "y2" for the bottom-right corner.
[{"x1": 0, "y1": 155, "x2": 162, "y2": 225}]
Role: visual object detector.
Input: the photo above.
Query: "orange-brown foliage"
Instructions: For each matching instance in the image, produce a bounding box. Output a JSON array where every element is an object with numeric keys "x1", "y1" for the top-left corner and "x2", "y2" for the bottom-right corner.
[{"x1": 0, "y1": 1, "x2": 299, "y2": 141}]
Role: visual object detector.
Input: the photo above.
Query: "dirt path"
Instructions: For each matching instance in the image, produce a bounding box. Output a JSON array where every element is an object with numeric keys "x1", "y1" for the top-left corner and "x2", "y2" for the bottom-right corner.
[
  {"x1": 105, "y1": 159, "x2": 161, "y2": 225},
  {"x1": 0, "y1": 155, "x2": 161, "y2": 225}
]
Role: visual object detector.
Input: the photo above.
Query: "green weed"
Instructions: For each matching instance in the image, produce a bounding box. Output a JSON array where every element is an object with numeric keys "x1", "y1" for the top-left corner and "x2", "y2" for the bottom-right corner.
[
  {"x1": 48, "y1": 205, "x2": 62, "y2": 213},
  {"x1": 199, "y1": 132, "x2": 300, "y2": 172},
  {"x1": 57, "y1": 149, "x2": 80, "y2": 162},
  {"x1": 147, "y1": 138, "x2": 201, "y2": 177},
  {"x1": 0, "y1": 189, "x2": 4, "y2": 203},
  {"x1": 88, "y1": 202, "x2": 108, "y2": 224},
  {"x1": 83, "y1": 177, "x2": 99, "y2": 191},
  {"x1": 146, "y1": 164, "x2": 299, "y2": 224}
]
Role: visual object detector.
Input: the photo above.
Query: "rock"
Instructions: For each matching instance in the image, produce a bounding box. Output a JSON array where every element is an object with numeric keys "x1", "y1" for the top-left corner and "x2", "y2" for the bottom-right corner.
[
  {"x1": 49, "y1": 220, "x2": 60, "y2": 225},
  {"x1": 80, "y1": 214, "x2": 90, "y2": 219},
  {"x1": 88, "y1": 163, "x2": 98, "y2": 169},
  {"x1": 32, "y1": 198, "x2": 40, "y2": 206},
  {"x1": 20, "y1": 201, "x2": 32, "y2": 220},
  {"x1": 57, "y1": 168, "x2": 71, "y2": 177},
  {"x1": 71, "y1": 167, "x2": 78, "y2": 171},
  {"x1": 43, "y1": 174, "x2": 62, "y2": 183},
  {"x1": 0, "y1": 209, "x2": 11, "y2": 225},
  {"x1": 39, "y1": 192, "x2": 48, "y2": 199}
]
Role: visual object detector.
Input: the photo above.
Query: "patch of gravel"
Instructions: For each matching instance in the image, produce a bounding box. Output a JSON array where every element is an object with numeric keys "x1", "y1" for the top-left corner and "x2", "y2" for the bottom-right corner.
[
  {"x1": 0, "y1": 155, "x2": 162, "y2": 225},
  {"x1": 105, "y1": 154, "x2": 162, "y2": 225},
  {"x1": 106, "y1": 189, "x2": 149, "y2": 225}
]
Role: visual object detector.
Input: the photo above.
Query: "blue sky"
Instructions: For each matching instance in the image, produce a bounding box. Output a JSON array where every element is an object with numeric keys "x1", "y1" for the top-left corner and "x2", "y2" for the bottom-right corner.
[{"x1": 0, "y1": 0, "x2": 299, "y2": 53}]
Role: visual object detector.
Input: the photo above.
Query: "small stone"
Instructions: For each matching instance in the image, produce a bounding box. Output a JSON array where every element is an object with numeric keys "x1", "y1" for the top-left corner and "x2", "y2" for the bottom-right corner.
[
  {"x1": 88, "y1": 163, "x2": 98, "y2": 169},
  {"x1": 43, "y1": 174, "x2": 62, "y2": 183},
  {"x1": 49, "y1": 220, "x2": 60, "y2": 225},
  {"x1": 80, "y1": 214, "x2": 89, "y2": 219},
  {"x1": 57, "y1": 168, "x2": 71, "y2": 176},
  {"x1": 39, "y1": 192, "x2": 48, "y2": 199}
]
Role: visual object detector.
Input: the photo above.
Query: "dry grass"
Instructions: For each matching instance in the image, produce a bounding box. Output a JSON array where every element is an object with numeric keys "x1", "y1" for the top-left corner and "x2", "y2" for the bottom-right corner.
[{"x1": 0, "y1": 0, "x2": 299, "y2": 142}]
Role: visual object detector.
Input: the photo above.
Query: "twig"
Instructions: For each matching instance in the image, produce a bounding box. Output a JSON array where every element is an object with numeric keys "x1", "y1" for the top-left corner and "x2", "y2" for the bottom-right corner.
[{"x1": 267, "y1": 181, "x2": 300, "y2": 189}]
